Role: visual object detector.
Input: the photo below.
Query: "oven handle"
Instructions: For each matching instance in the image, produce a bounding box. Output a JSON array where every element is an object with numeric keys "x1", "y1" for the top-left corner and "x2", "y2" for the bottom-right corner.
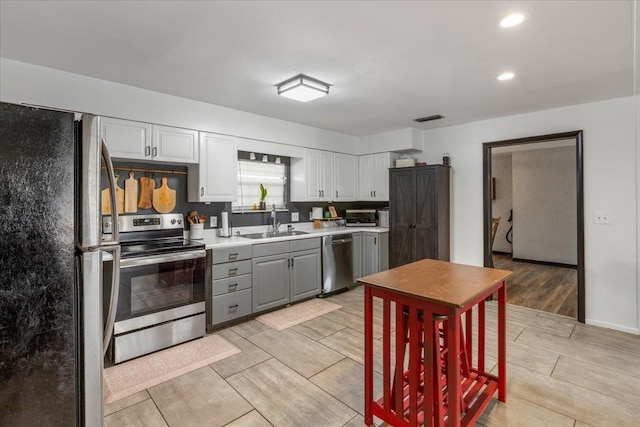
[
  {"x1": 102, "y1": 244, "x2": 120, "y2": 356},
  {"x1": 120, "y1": 250, "x2": 206, "y2": 268}
]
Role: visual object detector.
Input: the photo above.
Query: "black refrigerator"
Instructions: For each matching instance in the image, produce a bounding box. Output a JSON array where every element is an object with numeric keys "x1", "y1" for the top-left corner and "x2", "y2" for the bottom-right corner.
[{"x1": 0, "y1": 102, "x2": 121, "y2": 425}]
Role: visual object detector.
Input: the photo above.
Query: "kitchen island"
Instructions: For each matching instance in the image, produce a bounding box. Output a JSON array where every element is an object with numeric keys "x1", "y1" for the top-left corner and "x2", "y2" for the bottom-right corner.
[{"x1": 359, "y1": 258, "x2": 511, "y2": 426}]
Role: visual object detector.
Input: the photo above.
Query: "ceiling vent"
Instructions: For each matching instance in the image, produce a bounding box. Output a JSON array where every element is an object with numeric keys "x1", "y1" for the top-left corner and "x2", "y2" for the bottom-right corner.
[{"x1": 414, "y1": 114, "x2": 444, "y2": 123}]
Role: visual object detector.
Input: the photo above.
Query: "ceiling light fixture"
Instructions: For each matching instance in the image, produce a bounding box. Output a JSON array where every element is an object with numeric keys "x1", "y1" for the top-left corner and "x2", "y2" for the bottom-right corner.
[
  {"x1": 276, "y1": 74, "x2": 330, "y2": 102},
  {"x1": 499, "y1": 13, "x2": 525, "y2": 28},
  {"x1": 497, "y1": 72, "x2": 515, "y2": 81}
]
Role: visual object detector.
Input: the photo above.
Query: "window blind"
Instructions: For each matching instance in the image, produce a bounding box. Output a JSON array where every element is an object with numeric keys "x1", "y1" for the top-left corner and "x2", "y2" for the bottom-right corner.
[{"x1": 232, "y1": 160, "x2": 287, "y2": 211}]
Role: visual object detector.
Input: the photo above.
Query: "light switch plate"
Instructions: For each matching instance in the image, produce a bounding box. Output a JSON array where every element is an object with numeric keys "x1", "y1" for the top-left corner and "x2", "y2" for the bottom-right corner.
[
  {"x1": 210, "y1": 216, "x2": 218, "y2": 227},
  {"x1": 291, "y1": 212, "x2": 299, "y2": 222}
]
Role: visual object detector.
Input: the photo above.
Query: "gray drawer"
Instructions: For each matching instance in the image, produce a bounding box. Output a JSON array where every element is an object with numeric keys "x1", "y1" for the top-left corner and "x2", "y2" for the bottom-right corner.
[
  {"x1": 253, "y1": 241, "x2": 289, "y2": 257},
  {"x1": 212, "y1": 274, "x2": 252, "y2": 296},
  {"x1": 212, "y1": 289, "x2": 251, "y2": 324},
  {"x1": 212, "y1": 259, "x2": 251, "y2": 280},
  {"x1": 212, "y1": 245, "x2": 252, "y2": 264},
  {"x1": 290, "y1": 237, "x2": 321, "y2": 252}
]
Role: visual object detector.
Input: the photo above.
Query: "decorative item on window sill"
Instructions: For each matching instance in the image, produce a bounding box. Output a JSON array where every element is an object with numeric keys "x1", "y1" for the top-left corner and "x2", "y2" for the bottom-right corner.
[{"x1": 258, "y1": 183, "x2": 267, "y2": 210}]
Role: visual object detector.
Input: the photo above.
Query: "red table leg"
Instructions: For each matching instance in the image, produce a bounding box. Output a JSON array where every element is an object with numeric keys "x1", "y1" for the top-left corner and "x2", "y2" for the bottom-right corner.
[
  {"x1": 498, "y1": 281, "x2": 507, "y2": 402},
  {"x1": 364, "y1": 286, "x2": 374, "y2": 425},
  {"x1": 478, "y1": 300, "x2": 486, "y2": 373},
  {"x1": 447, "y1": 310, "x2": 461, "y2": 426}
]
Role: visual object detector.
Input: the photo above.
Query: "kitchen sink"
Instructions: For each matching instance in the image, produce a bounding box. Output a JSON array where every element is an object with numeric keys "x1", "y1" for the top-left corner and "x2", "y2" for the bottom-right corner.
[{"x1": 241, "y1": 230, "x2": 309, "y2": 239}]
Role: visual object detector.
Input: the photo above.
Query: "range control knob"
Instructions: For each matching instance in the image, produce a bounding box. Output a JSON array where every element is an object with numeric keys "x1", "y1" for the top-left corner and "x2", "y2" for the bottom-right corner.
[
  {"x1": 171, "y1": 219, "x2": 176, "y2": 224},
  {"x1": 177, "y1": 219, "x2": 182, "y2": 224}
]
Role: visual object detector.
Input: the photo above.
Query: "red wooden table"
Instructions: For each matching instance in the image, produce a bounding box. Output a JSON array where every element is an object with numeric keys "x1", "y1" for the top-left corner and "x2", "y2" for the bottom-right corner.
[{"x1": 360, "y1": 258, "x2": 511, "y2": 426}]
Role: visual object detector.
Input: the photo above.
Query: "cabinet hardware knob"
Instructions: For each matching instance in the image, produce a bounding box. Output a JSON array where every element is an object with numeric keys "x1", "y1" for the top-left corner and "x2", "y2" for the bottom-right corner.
[
  {"x1": 370, "y1": 190, "x2": 373, "y2": 197},
  {"x1": 229, "y1": 253, "x2": 238, "y2": 260},
  {"x1": 229, "y1": 283, "x2": 238, "y2": 291},
  {"x1": 287, "y1": 258, "x2": 291, "y2": 268},
  {"x1": 336, "y1": 191, "x2": 338, "y2": 197},
  {"x1": 229, "y1": 304, "x2": 239, "y2": 312},
  {"x1": 291, "y1": 258, "x2": 294, "y2": 267},
  {"x1": 145, "y1": 146, "x2": 151, "y2": 156},
  {"x1": 201, "y1": 187, "x2": 204, "y2": 196},
  {"x1": 318, "y1": 190, "x2": 321, "y2": 197},
  {"x1": 152, "y1": 147, "x2": 158, "y2": 157},
  {"x1": 229, "y1": 268, "x2": 238, "y2": 275}
]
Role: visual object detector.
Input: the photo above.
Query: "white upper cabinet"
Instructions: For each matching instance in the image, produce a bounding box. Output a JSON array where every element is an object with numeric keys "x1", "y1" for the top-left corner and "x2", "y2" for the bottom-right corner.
[
  {"x1": 333, "y1": 153, "x2": 358, "y2": 201},
  {"x1": 152, "y1": 125, "x2": 199, "y2": 163},
  {"x1": 291, "y1": 149, "x2": 357, "y2": 202},
  {"x1": 358, "y1": 152, "x2": 396, "y2": 201},
  {"x1": 100, "y1": 117, "x2": 198, "y2": 164},
  {"x1": 188, "y1": 133, "x2": 237, "y2": 202},
  {"x1": 100, "y1": 117, "x2": 150, "y2": 160}
]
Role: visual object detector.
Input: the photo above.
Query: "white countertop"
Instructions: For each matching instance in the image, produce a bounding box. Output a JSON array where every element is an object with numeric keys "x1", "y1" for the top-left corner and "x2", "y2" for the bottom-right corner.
[{"x1": 188, "y1": 223, "x2": 388, "y2": 250}]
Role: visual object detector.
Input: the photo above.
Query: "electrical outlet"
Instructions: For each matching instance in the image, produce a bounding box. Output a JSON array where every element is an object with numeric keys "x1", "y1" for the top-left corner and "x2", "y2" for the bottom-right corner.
[
  {"x1": 210, "y1": 216, "x2": 218, "y2": 227},
  {"x1": 291, "y1": 212, "x2": 299, "y2": 222},
  {"x1": 594, "y1": 211, "x2": 611, "y2": 224}
]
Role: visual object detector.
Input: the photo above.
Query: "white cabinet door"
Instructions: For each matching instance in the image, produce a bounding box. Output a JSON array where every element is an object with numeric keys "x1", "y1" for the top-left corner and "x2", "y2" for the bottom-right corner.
[
  {"x1": 319, "y1": 151, "x2": 334, "y2": 200},
  {"x1": 373, "y1": 153, "x2": 392, "y2": 200},
  {"x1": 362, "y1": 232, "x2": 379, "y2": 277},
  {"x1": 358, "y1": 155, "x2": 375, "y2": 200},
  {"x1": 334, "y1": 153, "x2": 357, "y2": 201},
  {"x1": 188, "y1": 133, "x2": 237, "y2": 202},
  {"x1": 305, "y1": 149, "x2": 322, "y2": 200},
  {"x1": 152, "y1": 125, "x2": 199, "y2": 164},
  {"x1": 100, "y1": 117, "x2": 151, "y2": 160}
]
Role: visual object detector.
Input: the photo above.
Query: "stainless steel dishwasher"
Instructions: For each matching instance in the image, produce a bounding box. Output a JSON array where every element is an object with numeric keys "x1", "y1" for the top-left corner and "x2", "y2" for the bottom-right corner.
[{"x1": 321, "y1": 234, "x2": 354, "y2": 296}]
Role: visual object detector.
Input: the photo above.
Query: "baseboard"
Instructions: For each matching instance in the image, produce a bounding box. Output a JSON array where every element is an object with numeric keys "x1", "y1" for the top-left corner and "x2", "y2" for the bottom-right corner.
[
  {"x1": 585, "y1": 318, "x2": 640, "y2": 335},
  {"x1": 492, "y1": 251, "x2": 512, "y2": 256},
  {"x1": 511, "y1": 257, "x2": 577, "y2": 269}
]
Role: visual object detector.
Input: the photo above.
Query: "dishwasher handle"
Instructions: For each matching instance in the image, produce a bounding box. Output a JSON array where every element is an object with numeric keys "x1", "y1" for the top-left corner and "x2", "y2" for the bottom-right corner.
[{"x1": 331, "y1": 238, "x2": 353, "y2": 245}]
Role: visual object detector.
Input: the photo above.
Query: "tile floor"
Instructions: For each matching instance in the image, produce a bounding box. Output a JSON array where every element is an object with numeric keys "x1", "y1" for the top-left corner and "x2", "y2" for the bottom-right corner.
[{"x1": 104, "y1": 286, "x2": 640, "y2": 427}]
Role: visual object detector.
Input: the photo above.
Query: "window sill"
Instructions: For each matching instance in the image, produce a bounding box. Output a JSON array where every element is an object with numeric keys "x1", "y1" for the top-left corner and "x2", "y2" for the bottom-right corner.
[{"x1": 232, "y1": 208, "x2": 289, "y2": 214}]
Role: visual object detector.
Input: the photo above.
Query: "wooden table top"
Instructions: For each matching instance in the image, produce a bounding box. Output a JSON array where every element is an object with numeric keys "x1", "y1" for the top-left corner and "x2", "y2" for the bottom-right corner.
[{"x1": 358, "y1": 258, "x2": 512, "y2": 309}]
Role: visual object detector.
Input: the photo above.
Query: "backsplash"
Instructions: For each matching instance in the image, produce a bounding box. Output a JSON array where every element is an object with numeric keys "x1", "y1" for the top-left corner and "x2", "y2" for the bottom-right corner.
[{"x1": 107, "y1": 161, "x2": 388, "y2": 230}]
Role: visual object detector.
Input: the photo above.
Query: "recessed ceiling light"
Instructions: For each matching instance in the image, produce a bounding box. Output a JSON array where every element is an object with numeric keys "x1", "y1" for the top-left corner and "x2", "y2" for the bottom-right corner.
[
  {"x1": 499, "y1": 13, "x2": 525, "y2": 28},
  {"x1": 497, "y1": 72, "x2": 515, "y2": 81}
]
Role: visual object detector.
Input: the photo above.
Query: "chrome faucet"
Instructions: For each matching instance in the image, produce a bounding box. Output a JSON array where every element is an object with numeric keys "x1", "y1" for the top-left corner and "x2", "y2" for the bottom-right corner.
[{"x1": 271, "y1": 204, "x2": 281, "y2": 233}]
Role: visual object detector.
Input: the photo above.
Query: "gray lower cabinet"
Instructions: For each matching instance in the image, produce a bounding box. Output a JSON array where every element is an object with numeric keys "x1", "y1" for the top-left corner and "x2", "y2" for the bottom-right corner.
[
  {"x1": 353, "y1": 232, "x2": 362, "y2": 281},
  {"x1": 252, "y1": 238, "x2": 321, "y2": 313},
  {"x1": 290, "y1": 248, "x2": 321, "y2": 302},
  {"x1": 252, "y1": 253, "x2": 290, "y2": 312},
  {"x1": 362, "y1": 232, "x2": 389, "y2": 277},
  {"x1": 210, "y1": 245, "x2": 253, "y2": 328}
]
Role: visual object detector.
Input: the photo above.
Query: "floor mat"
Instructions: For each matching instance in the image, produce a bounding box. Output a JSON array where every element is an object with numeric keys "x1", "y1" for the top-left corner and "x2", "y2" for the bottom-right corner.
[
  {"x1": 104, "y1": 334, "x2": 240, "y2": 404},
  {"x1": 255, "y1": 299, "x2": 342, "y2": 331}
]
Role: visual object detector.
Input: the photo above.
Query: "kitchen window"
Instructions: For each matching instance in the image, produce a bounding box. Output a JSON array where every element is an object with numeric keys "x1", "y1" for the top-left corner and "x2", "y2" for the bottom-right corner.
[{"x1": 232, "y1": 152, "x2": 288, "y2": 212}]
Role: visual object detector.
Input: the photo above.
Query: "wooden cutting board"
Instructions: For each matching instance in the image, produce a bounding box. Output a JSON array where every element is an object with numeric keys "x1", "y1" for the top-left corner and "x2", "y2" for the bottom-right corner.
[
  {"x1": 137, "y1": 176, "x2": 155, "y2": 209},
  {"x1": 101, "y1": 176, "x2": 125, "y2": 215},
  {"x1": 152, "y1": 177, "x2": 176, "y2": 213},
  {"x1": 124, "y1": 172, "x2": 138, "y2": 213}
]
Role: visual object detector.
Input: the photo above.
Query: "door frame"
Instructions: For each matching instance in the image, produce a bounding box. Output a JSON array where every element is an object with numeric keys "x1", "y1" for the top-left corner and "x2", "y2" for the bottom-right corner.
[{"x1": 482, "y1": 130, "x2": 585, "y2": 322}]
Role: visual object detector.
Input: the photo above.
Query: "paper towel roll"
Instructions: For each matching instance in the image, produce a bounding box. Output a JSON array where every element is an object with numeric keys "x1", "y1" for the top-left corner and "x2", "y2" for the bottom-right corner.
[{"x1": 221, "y1": 211, "x2": 230, "y2": 237}]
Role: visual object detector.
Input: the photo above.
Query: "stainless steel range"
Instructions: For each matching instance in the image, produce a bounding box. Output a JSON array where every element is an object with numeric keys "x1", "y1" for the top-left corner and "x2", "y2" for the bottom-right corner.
[{"x1": 103, "y1": 213, "x2": 206, "y2": 364}]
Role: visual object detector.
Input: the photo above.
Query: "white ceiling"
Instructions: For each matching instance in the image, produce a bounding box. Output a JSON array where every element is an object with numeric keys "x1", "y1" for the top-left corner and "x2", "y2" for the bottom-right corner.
[{"x1": 0, "y1": 1, "x2": 635, "y2": 137}]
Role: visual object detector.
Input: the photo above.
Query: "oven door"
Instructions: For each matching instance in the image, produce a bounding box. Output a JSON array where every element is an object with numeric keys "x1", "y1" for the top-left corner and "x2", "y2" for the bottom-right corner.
[{"x1": 114, "y1": 250, "x2": 206, "y2": 335}]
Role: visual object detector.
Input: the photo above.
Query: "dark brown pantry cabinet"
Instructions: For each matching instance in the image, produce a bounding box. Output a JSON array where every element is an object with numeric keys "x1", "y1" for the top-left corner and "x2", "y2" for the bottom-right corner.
[{"x1": 389, "y1": 165, "x2": 450, "y2": 268}]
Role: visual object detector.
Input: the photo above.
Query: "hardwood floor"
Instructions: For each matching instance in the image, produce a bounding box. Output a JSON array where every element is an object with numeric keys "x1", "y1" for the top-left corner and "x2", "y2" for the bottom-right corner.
[{"x1": 493, "y1": 253, "x2": 577, "y2": 318}]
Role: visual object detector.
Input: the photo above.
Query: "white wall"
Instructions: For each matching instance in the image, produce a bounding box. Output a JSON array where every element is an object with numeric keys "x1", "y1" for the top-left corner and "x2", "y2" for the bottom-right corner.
[
  {"x1": 491, "y1": 154, "x2": 512, "y2": 253},
  {"x1": 0, "y1": 58, "x2": 359, "y2": 155},
  {"x1": 418, "y1": 97, "x2": 638, "y2": 334},
  {"x1": 512, "y1": 146, "x2": 577, "y2": 265}
]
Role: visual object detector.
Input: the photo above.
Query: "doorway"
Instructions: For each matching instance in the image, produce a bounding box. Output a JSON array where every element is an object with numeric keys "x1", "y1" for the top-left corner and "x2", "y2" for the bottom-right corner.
[{"x1": 482, "y1": 131, "x2": 585, "y2": 323}]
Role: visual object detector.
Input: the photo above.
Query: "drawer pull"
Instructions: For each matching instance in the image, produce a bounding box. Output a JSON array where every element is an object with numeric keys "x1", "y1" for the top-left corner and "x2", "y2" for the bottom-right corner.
[
  {"x1": 228, "y1": 268, "x2": 238, "y2": 275},
  {"x1": 228, "y1": 253, "x2": 238, "y2": 260},
  {"x1": 229, "y1": 304, "x2": 239, "y2": 313},
  {"x1": 228, "y1": 283, "x2": 238, "y2": 291}
]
